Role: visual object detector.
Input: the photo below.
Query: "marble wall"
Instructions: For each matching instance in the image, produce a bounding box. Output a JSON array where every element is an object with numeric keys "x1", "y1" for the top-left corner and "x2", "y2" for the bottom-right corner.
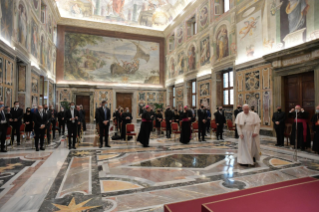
[{"x1": 236, "y1": 64, "x2": 272, "y2": 128}]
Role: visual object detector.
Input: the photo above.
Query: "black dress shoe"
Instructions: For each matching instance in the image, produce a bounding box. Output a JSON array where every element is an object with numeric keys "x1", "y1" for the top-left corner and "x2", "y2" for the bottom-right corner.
[
  {"x1": 143, "y1": 145, "x2": 150, "y2": 148},
  {"x1": 99, "y1": 145, "x2": 102, "y2": 148},
  {"x1": 1, "y1": 149, "x2": 7, "y2": 152},
  {"x1": 220, "y1": 138, "x2": 224, "y2": 140},
  {"x1": 202, "y1": 139, "x2": 206, "y2": 142},
  {"x1": 36, "y1": 148, "x2": 39, "y2": 152},
  {"x1": 253, "y1": 157, "x2": 256, "y2": 163},
  {"x1": 73, "y1": 146, "x2": 76, "y2": 149},
  {"x1": 17, "y1": 143, "x2": 20, "y2": 146},
  {"x1": 105, "y1": 144, "x2": 111, "y2": 148},
  {"x1": 275, "y1": 144, "x2": 280, "y2": 146},
  {"x1": 69, "y1": 147, "x2": 72, "y2": 150},
  {"x1": 40, "y1": 147, "x2": 45, "y2": 151}
]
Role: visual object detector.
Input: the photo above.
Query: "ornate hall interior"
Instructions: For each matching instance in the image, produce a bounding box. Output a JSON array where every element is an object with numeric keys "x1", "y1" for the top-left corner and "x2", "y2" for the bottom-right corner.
[{"x1": 0, "y1": 0, "x2": 319, "y2": 211}]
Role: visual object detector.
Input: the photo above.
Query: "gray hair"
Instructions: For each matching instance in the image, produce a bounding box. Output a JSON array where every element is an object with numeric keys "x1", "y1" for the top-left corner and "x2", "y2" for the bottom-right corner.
[{"x1": 243, "y1": 104, "x2": 249, "y2": 108}]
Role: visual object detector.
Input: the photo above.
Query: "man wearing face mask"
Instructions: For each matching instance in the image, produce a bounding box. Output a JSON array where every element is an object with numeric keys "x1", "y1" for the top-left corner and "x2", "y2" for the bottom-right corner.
[
  {"x1": 65, "y1": 102, "x2": 79, "y2": 150},
  {"x1": 58, "y1": 107, "x2": 65, "y2": 136},
  {"x1": 33, "y1": 105, "x2": 48, "y2": 151},
  {"x1": 10, "y1": 101, "x2": 23, "y2": 145},
  {"x1": 197, "y1": 104, "x2": 207, "y2": 141},
  {"x1": 121, "y1": 107, "x2": 133, "y2": 140},
  {"x1": 214, "y1": 106, "x2": 226, "y2": 140},
  {"x1": 311, "y1": 105, "x2": 319, "y2": 154},
  {"x1": 289, "y1": 105, "x2": 311, "y2": 150},
  {"x1": 97, "y1": 101, "x2": 111, "y2": 148},
  {"x1": 0, "y1": 101, "x2": 11, "y2": 152},
  {"x1": 234, "y1": 105, "x2": 243, "y2": 138},
  {"x1": 272, "y1": 106, "x2": 286, "y2": 146}
]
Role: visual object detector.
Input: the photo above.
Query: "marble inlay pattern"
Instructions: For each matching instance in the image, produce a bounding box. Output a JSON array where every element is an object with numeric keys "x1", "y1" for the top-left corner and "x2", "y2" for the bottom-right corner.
[{"x1": 101, "y1": 180, "x2": 143, "y2": 193}]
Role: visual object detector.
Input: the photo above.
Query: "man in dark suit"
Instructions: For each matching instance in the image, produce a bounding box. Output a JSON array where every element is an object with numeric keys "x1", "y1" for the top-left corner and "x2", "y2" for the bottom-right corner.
[
  {"x1": 165, "y1": 105, "x2": 174, "y2": 138},
  {"x1": 10, "y1": 101, "x2": 24, "y2": 145},
  {"x1": 234, "y1": 105, "x2": 242, "y2": 138},
  {"x1": 43, "y1": 104, "x2": 52, "y2": 144},
  {"x1": 76, "y1": 105, "x2": 83, "y2": 137},
  {"x1": 214, "y1": 106, "x2": 226, "y2": 140},
  {"x1": 97, "y1": 100, "x2": 111, "y2": 148},
  {"x1": 272, "y1": 106, "x2": 286, "y2": 146},
  {"x1": 65, "y1": 102, "x2": 79, "y2": 150},
  {"x1": 198, "y1": 104, "x2": 208, "y2": 141},
  {"x1": 0, "y1": 101, "x2": 11, "y2": 152},
  {"x1": 58, "y1": 107, "x2": 65, "y2": 136},
  {"x1": 49, "y1": 106, "x2": 58, "y2": 140},
  {"x1": 33, "y1": 105, "x2": 47, "y2": 151}
]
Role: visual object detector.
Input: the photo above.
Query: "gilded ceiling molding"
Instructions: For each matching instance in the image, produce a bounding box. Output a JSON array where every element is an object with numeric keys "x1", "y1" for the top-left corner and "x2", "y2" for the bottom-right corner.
[{"x1": 58, "y1": 18, "x2": 165, "y2": 38}]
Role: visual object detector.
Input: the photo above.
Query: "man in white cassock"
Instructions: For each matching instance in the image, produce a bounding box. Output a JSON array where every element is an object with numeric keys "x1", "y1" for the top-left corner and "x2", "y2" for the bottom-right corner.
[{"x1": 235, "y1": 104, "x2": 261, "y2": 166}]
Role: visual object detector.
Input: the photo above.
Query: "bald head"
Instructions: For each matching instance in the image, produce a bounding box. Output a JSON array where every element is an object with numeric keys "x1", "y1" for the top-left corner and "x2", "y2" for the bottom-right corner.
[{"x1": 316, "y1": 105, "x2": 319, "y2": 110}]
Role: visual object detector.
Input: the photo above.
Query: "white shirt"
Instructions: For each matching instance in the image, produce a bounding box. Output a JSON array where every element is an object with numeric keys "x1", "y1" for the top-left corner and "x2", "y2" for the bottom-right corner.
[{"x1": 71, "y1": 109, "x2": 74, "y2": 123}]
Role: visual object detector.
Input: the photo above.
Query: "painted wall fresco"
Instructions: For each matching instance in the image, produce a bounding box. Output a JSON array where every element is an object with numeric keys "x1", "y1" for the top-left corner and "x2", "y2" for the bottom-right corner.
[
  {"x1": 198, "y1": 1, "x2": 209, "y2": 32},
  {"x1": 55, "y1": 0, "x2": 191, "y2": 30},
  {"x1": 64, "y1": 32, "x2": 160, "y2": 85},
  {"x1": 236, "y1": 64, "x2": 272, "y2": 128},
  {"x1": 0, "y1": 0, "x2": 14, "y2": 43},
  {"x1": 175, "y1": 86, "x2": 184, "y2": 108},
  {"x1": 18, "y1": 65, "x2": 26, "y2": 92},
  {"x1": 198, "y1": 78, "x2": 212, "y2": 111},
  {"x1": 137, "y1": 91, "x2": 165, "y2": 117},
  {"x1": 200, "y1": 35, "x2": 210, "y2": 66},
  {"x1": 0, "y1": 53, "x2": 14, "y2": 107},
  {"x1": 31, "y1": 72, "x2": 40, "y2": 107}
]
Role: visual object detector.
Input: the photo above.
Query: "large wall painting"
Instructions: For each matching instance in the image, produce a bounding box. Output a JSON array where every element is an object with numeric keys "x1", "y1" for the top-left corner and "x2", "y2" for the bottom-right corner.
[
  {"x1": 64, "y1": 32, "x2": 160, "y2": 85},
  {"x1": 17, "y1": 2, "x2": 29, "y2": 50},
  {"x1": 215, "y1": 24, "x2": 229, "y2": 62},
  {"x1": 187, "y1": 45, "x2": 196, "y2": 71},
  {"x1": 177, "y1": 51, "x2": 187, "y2": 75},
  {"x1": 1, "y1": 0, "x2": 14, "y2": 43},
  {"x1": 200, "y1": 35, "x2": 210, "y2": 66}
]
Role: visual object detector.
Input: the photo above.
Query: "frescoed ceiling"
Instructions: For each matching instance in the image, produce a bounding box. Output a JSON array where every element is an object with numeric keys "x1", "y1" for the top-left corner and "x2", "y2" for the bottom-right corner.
[{"x1": 55, "y1": 0, "x2": 192, "y2": 30}]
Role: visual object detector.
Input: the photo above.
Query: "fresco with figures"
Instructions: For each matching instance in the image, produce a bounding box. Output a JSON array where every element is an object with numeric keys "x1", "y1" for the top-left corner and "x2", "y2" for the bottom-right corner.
[
  {"x1": 55, "y1": 0, "x2": 192, "y2": 30},
  {"x1": 64, "y1": 32, "x2": 160, "y2": 85}
]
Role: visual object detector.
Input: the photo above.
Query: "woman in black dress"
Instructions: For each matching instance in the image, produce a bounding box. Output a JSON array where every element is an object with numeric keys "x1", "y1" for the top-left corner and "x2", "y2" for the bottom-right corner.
[
  {"x1": 174, "y1": 109, "x2": 180, "y2": 124},
  {"x1": 24, "y1": 107, "x2": 33, "y2": 140},
  {"x1": 137, "y1": 105, "x2": 153, "y2": 147},
  {"x1": 180, "y1": 106, "x2": 192, "y2": 144},
  {"x1": 155, "y1": 109, "x2": 163, "y2": 136}
]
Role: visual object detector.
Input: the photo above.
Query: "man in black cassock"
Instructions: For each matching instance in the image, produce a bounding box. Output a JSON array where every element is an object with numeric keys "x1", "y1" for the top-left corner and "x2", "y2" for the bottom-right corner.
[
  {"x1": 121, "y1": 107, "x2": 132, "y2": 140},
  {"x1": 137, "y1": 105, "x2": 152, "y2": 147},
  {"x1": 180, "y1": 105, "x2": 193, "y2": 144},
  {"x1": 165, "y1": 105, "x2": 174, "y2": 138},
  {"x1": 289, "y1": 105, "x2": 311, "y2": 150},
  {"x1": 197, "y1": 104, "x2": 207, "y2": 141},
  {"x1": 311, "y1": 105, "x2": 319, "y2": 153},
  {"x1": 214, "y1": 106, "x2": 226, "y2": 140},
  {"x1": 272, "y1": 106, "x2": 286, "y2": 146},
  {"x1": 234, "y1": 105, "x2": 242, "y2": 138}
]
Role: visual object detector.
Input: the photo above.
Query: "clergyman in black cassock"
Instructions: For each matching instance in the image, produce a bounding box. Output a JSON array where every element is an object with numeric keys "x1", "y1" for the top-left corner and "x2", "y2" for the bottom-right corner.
[
  {"x1": 97, "y1": 101, "x2": 111, "y2": 148},
  {"x1": 272, "y1": 106, "x2": 286, "y2": 146},
  {"x1": 289, "y1": 105, "x2": 311, "y2": 150},
  {"x1": 234, "y1": 105, "x2": 242, "y2": 138},
  {"x1": 180, "y1": 106, "x2": 192, "y2": 144},
  {"x1": 197, "y1": 105, "x2": 207, "y2": 141},
  {"x1": 311, "y1": 106, "x2": 319, "y2": 153},
  {"x1": 214, "y1": 107, "x2": 226, "y2": 140},
  {"x1": 137, "y1": 106, "x2": 152, "y2": 147},
  {"x1": 165, "y1": 106, "x2": 174, "y2": 138},
  {"x1": 121, "y1": 108, "x2": 132, "y2": 140},
  {"x1": 65, "y1": 103, "x2": 80, "y2": 149},
  {"x1": 33, "y1": 106, "x2": 47, "y2": 151}
]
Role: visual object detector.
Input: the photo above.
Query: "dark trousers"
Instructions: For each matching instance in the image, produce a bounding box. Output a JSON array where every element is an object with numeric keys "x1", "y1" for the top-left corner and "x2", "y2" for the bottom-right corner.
[
  {"x1": 82, "y1": 121, "x2": 86, "y2": 131},
  {"x1": 217, "y1": 124, "x2": 224, "y2": 139},
  {"x1": 166, "y1": 121, "x2": 171, "y2": 138},
  {"x1": 199, "y1": 122, "x2": 206, "y2": 140},
  {"x1": 235, "y1": 124, "x2": 239, "y2": 138},
  {"x1": 77, "y1": 123, "x2": 81, "y2": 137},
  {"x1": 275, "y1": 126, "x2": 285, "y2": 146},
  {"x1": 0, "y1": 125, "x2": 7, "y2": 150},
  {"x1": 59, "y1": 121, "x2": 65, "y2": 135},
  {"x1": 67, "y1": 123, "x2": 77, "y2": 147},
  {"x1": 51, "y1": 120, "x2": 56, "y2": 139},
  {"x1": 35, "y1": 128, "x2": 45, "y2": 149},
  {"x1": 206, "y1": 120, "x2": 210, "y2": 133},
  {"x1": 11, "y1": 123, "x2": 21, "y2": 144},
  {"x1": 46, "y1": 123, "x2": 51, "y2": 143},
  {"x1": 99, "y1": 123, "x2": 109, "y2": 146}
]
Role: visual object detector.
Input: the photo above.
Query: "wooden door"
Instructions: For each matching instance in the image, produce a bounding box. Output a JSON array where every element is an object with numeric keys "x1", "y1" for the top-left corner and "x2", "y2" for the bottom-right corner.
[
  {"x1": 284, "y1": 71, "x2": 314, "y2": 123},
  {"x1": 76, "y1": 96, "x2": 90, "y2": 123},
  {"x1": 116, "y1": 93, "x2": 132, "y2": 114}
]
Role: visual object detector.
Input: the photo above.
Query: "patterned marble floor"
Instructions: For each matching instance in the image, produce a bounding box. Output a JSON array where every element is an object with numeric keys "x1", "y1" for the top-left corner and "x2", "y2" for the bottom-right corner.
[{"x1": 0, "y1": 124, "x2": 319, "y2": 212}]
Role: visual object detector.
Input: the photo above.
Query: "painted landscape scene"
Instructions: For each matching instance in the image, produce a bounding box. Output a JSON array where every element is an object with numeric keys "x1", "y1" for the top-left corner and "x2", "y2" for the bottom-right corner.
[{"x1": 64, "y1": 32, "x2": 160, "y2": 84}]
